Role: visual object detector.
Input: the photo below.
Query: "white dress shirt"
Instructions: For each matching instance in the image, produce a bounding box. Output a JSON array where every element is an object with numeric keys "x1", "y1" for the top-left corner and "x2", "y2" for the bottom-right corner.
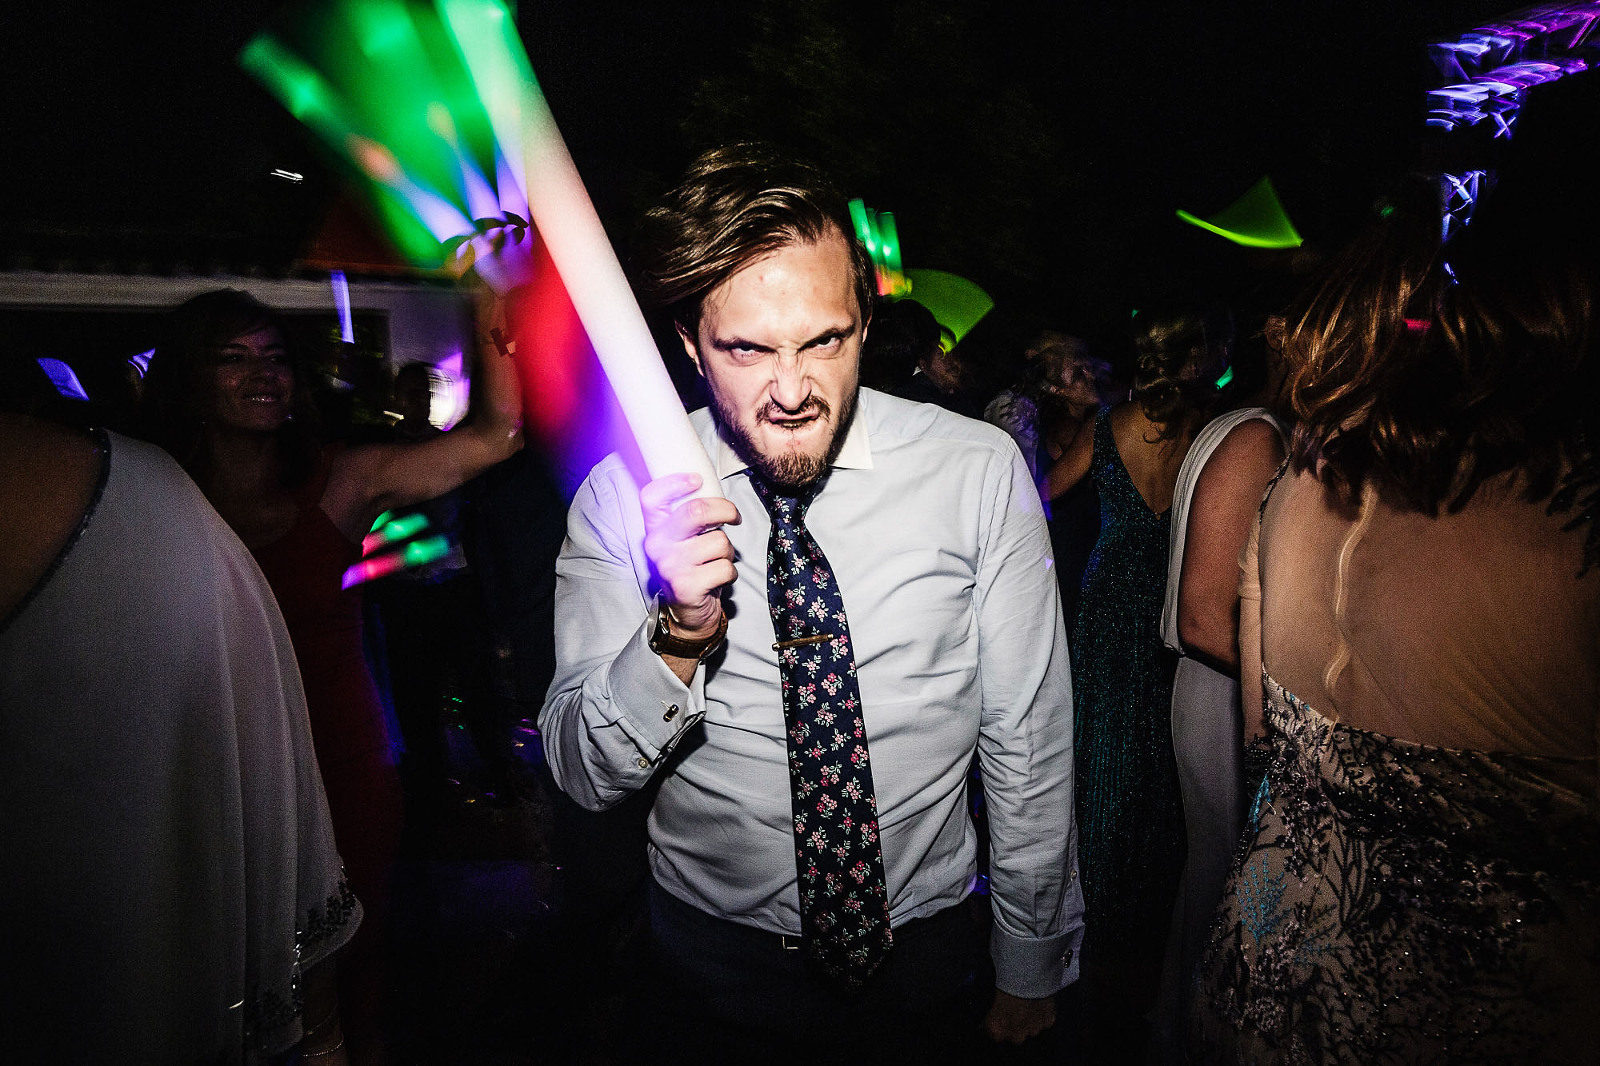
[{"x1": 539, "y1": 388, "x2": 1085, "y2": 996}]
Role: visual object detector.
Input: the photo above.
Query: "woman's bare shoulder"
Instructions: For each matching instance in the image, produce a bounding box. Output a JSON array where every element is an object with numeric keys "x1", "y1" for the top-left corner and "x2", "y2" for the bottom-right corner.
[{"x1": 0, "y1": 416, "x2": 104, "y2": 619}]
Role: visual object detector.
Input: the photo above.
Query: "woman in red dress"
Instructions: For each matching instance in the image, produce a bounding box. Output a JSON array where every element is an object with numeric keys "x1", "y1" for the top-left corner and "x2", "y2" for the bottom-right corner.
[{"x1": 140, "y1": 265, "x2": 525, "y2": 1063}]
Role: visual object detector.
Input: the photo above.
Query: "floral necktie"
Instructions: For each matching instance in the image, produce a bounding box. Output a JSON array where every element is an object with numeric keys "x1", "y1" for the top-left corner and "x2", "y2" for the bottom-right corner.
[{"x1": 751, "y1": 474, "x2": 893, "y2": 991}]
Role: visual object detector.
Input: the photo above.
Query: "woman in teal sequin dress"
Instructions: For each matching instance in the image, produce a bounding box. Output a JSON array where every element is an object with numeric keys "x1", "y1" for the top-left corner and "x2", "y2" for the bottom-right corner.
[{"x1": 1046, "y1": 308, "x2": 1237, "y2": 1048}]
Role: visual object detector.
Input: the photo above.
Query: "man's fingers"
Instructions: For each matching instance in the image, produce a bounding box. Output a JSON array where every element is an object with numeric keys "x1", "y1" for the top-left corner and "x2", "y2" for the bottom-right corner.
[
  {"x1": 640, "y1": 476, "x2": 741, "y2": 623},
  {"x1": 663, "y1": 495, "x2": 741, "y2": 540},
  {"x1": 640, "y1": 473, "x2": 704, "y2": 523},
  {"x1": 656, "y1": 556, "x2": 737, "y2": 622},
  {"x1": 646, "y1": 528, "x2": 735, "y2": 584},
  {"x1": 672, "y1": 528, "x2": 735, "y2": 567},
  {"x1": 695, "y1": 558, "x2": 737, "y2": 592}
]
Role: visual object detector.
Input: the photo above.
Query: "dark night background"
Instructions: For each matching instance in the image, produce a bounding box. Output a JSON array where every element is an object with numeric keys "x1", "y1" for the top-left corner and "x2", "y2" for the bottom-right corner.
[
  {"x1": 4, "y1": 0, "x2": 1516, "y2": 342},
  {"x1": 0, "y1": 5, "x2": 1590, "y2": 1059}
]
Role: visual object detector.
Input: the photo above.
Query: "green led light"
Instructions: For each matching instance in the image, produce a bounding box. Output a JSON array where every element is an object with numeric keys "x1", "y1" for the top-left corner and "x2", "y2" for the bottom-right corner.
[
  {"x1": 1214, "y1": 366, "x2": 1235, "y2": 389},
  {"x1": 848, "y1": 198, "x2": 908, "y2": 297},
  {"x1": 403, "y1": 534, "x2": 453, "y2": 565},
  {"x1": 241, "y1": 0, "x2": 527, "y2": 265},
  {"x1": 241, "y1": 31, "x2": 449, "y2": 262},
  {"x1": 849, "y1": 199, "x2": 872, "y2": 246},
  {"x1": 878, "y1": 211, "x2": 902, "y2": 278},
  {"x1": 904, "y1": 270, "x2": 993, "y2": 347},
  {"x1": 384, "y1": 513, "x2": 432, "y2": 542},
  {"x1": 1176, "y1": 176, "x2": 1303, "y2": 249}
]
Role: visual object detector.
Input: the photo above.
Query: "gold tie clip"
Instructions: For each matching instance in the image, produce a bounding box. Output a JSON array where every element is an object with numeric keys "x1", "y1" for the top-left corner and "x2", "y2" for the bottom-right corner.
[{"x1": 772, "y1": 633, "x2": 835, "y2": 650}]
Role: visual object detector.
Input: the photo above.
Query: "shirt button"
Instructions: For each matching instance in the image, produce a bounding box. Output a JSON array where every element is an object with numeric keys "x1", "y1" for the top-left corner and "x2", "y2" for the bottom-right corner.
[
  {"x1": 636, "y1": 756, "x2": 649, "y2": 769},
  {"x1": 664, "y1": 704, "x2": 679, "y2": 722}
]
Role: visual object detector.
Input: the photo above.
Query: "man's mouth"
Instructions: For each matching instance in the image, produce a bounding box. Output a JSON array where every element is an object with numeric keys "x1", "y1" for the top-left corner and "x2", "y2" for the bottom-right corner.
[
  {"x1": 760, "y1": 403, "x2": 829, "y2": 431},
  {"x1": 768, "y1": 414, "x2": 816, "y2": 429}
]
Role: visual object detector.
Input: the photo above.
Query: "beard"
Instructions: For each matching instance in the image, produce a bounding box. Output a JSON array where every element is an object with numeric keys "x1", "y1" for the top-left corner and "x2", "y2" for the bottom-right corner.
[{"x1": 712, "y1": 386, "x2": 859, "y2": 491}]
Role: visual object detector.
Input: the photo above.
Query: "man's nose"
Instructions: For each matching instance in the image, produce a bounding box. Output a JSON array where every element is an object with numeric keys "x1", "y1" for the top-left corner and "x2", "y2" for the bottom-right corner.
[{"x1": 769, "y1": 352, "x2": 812, "y2": 410}]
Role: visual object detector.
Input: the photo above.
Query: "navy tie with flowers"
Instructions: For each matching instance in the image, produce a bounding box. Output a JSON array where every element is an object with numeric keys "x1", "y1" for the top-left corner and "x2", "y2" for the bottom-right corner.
[{"x1": 751, "y1": 473, "x2": 893, "y2": 991}]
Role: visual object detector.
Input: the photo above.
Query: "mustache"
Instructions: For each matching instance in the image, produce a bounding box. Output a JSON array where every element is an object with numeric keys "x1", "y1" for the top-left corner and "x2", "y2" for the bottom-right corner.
[{"x1": 757, "y1": 397, "x2": 832, "y2": 425}]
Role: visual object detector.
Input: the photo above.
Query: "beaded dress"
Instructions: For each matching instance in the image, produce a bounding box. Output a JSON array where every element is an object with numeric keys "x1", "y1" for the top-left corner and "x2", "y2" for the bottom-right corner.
[
  {"x1": 1195, "y1": 468, "x2": 1600, "y2": 1064},
  {"x1": 1070, "y1": 407, "x2": 1186, "y2": 1013}
]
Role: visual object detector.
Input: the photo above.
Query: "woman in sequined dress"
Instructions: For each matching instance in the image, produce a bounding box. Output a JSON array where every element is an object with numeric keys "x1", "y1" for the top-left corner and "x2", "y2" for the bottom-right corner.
[
  {"x1": 1045, "y1": 305, "x2": 1237, "y2": 1047},
  {"x1": 1193, "y1": 180, "x2": 1600, "y2": 1063}
]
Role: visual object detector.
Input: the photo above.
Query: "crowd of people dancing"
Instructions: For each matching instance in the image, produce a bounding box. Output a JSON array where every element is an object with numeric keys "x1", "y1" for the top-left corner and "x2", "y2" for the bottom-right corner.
[{"x1": 2, "y1": 131, "x2": 1595, "y2": 1066}]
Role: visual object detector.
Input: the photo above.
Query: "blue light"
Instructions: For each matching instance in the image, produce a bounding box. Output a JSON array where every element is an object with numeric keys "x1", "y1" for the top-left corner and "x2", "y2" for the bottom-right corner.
[
  {"x1": 330, "y1": 270, "x2": 355, "y2": 343},
  {"x1": 37, "y1": 358, "x2": 90, "y2": 401}
]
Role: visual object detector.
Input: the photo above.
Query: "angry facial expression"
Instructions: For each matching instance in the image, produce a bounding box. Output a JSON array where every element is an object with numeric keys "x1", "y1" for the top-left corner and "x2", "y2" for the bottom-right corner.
[{"x1": 682, "y1": 231, "x2": 867, "y2": 490}]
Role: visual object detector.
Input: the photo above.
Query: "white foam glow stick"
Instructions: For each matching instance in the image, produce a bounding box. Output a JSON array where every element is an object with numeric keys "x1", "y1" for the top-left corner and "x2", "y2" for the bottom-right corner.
[{"x1": 440, "y1": 0, "x2": 720, "y2": 497}]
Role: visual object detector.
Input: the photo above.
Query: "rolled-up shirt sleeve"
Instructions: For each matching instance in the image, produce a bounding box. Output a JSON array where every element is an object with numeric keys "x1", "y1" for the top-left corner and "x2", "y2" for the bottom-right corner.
[
  {"x1": 538, "y1": 460, "x2": 709, "y2": 811},
  {"x1": 973, "y1": 441, "x2": 1086, "y2": 998}
]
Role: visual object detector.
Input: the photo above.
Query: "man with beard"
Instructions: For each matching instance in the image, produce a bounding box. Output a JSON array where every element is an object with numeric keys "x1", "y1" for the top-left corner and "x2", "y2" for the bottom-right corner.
[{"x1": 539, "y1": 145, "x2": 1082, "y2": 1064}]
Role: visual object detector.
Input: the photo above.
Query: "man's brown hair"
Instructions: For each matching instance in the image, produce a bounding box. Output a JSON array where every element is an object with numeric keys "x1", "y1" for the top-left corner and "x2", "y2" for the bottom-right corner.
[{"x1": 635, "y1": 144, "x2": 875, "y2": 336}]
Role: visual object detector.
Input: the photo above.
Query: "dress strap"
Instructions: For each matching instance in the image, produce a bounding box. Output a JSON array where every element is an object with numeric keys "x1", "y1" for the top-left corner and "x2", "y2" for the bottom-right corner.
[{"x1": 1259, "y1": 457, "x2": 1291, "y2": 520}]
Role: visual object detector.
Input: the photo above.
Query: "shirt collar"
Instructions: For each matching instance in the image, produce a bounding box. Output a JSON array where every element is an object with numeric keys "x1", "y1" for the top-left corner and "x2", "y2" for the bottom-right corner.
[{"x1": 712, "y1": 392, "x2": 875, "y2": 480}]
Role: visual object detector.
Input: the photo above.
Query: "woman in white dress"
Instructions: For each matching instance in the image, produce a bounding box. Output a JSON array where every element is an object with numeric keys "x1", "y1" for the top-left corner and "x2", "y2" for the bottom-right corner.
[
  {"x1": 0, "y1": 413, "x2": 358, "y2": 1064},
  {"x1": 1151, "y1": 369, "x2": 1285, "y2": 1055}
]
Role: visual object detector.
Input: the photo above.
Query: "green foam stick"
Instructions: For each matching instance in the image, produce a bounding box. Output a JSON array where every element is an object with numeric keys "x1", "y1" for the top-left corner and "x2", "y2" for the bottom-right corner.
[{"x1": 1176, "y1": 175, "x2": 1303, "y2": 249}]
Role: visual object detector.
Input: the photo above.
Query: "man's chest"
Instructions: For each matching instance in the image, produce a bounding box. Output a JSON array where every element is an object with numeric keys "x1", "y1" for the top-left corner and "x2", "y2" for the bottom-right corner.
[{"x1": 710, "y1": 479, "x2": 986, "y2": 700}]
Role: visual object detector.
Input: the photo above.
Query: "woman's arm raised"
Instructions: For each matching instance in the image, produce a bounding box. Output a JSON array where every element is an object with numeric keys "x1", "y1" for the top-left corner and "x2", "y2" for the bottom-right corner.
[{"x1": 320, "y1": 226, "x2": 534, "y2": 540}]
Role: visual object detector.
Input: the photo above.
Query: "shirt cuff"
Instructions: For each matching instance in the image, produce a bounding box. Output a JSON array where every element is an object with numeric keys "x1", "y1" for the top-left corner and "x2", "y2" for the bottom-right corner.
[
  {"x1": 605, "y1": 612, "x2": 708, "y2": 764},
  {"x1": 990, "y1": 919, "x2": 1082, "y2": 999}
]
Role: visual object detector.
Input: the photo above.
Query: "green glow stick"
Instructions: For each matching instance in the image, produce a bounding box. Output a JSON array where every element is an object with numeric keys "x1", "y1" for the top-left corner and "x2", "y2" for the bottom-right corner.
[
  {"x1": 878, "y1": 211, "x2": 903, "y2": 280},
  {"x1": 1176, "y1": 175, "x2": 1303, "y2": 249},
  {"x1": 241, "y1": 33, "x2": 468, "y2": 261},
  {"x1": 904, "y1": 269, "x2": 993, "y2": 347},
  {"x1": 403, "y1": 533, "x2": 453, "y2": 565},
  {"x1": 362, "y1": 511, "x2": 432, "y2": 555},
  {"x1": 849, "y1": 198, "x2": 908, "y2": 297},
  {"x1": 326, "y1": 0, "x2": 496, "y2": 216}
]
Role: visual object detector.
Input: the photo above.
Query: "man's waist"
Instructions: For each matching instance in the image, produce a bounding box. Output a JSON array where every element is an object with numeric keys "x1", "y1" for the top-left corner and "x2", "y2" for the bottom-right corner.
[
  {"x1": 646, "y1": 844, "x2": 974, "y2": 935},
  {"x1": 647, "y1": 873, "x2": 977, "y2": 951}
]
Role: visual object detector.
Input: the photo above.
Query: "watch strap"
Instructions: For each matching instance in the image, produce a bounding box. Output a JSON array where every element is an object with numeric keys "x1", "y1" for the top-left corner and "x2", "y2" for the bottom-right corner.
[{"x1": 649, "y1": 602, "x2": 728, "y2": 660}]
